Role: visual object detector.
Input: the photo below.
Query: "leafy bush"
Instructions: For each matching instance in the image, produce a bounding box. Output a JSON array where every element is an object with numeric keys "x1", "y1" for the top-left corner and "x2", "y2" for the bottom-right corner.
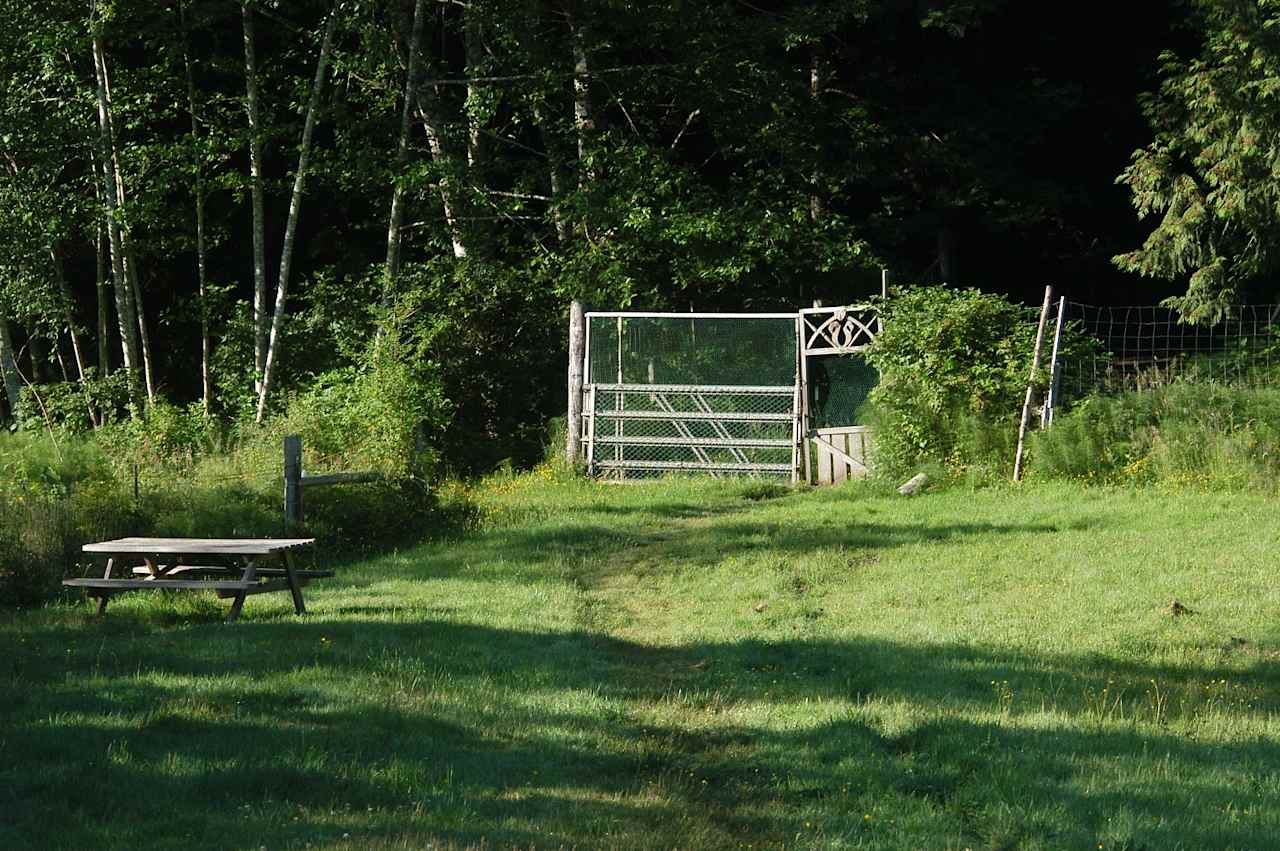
[
  {"x1": 272, "y1": 331, "x2": 452, "y2": 481},
  {"x1": 862, "y1": 286, "x2": 1042, "y2": 479},
  {"x1": 18, "y1": 370, "x2": 134, "y2": 434}
]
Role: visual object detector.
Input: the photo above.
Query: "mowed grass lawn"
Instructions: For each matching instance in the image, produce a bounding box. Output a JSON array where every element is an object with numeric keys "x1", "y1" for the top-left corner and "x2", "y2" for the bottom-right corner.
[{"x1": 4, "y1": 474, "x2": 1280, "y2": 850}]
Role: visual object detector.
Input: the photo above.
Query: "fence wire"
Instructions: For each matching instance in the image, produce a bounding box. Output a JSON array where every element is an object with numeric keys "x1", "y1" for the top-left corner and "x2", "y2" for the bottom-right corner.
[
  {"x1": 588, "y1": 315, "x2": 797, "y2": 386},
  {"x1": 585, "y1": 314, "x2": 799, "y2": 479},
  {"x1": 1058, "y1": 302, "x2": 1280, "y2": 405}
]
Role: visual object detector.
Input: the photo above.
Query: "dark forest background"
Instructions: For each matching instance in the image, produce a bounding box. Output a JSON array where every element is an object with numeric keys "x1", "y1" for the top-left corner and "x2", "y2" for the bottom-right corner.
[{"x1": 0, "y1": 0, "x2": 1261, "y2": 471}]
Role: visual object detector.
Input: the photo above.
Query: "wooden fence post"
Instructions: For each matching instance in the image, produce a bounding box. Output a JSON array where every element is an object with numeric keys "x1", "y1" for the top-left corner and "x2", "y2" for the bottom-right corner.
[
  {"x1": 1013, "y1": 286, "x2": 1054, "y2": 482},
  {"x1": 566, "y1": 300, "x2": 585, "y2": 467},
  {"x1": 284, "y1": 434, "x2": 302, "y2": 530}
]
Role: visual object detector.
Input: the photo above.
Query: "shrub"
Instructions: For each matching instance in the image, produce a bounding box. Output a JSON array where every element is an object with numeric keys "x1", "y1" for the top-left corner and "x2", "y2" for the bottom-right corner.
[{"x1": 862, "y1": 286, "x2": 1042, "y2": 479}]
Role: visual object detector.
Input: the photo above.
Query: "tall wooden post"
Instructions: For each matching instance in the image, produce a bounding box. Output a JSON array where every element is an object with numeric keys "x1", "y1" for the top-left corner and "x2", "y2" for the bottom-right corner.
[
  {"x1": 1042, "y1": 296, "x2": 1067, "y2": 427},
  {"x1": 284, "y1": 434, "x2": 302, "y2": 529},
  {"x1": 566, "y1": 300, "x2": 585, "y2": 466},
  {"x1": 1013, "y1": 286, "x2": 1054, "y2": 482}
]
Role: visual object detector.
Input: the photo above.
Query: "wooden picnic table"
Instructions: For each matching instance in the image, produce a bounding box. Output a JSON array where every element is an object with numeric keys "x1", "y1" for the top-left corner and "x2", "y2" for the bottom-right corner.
[{"x1": 63, "y1": 537, "x2": 330, "y2": 622}]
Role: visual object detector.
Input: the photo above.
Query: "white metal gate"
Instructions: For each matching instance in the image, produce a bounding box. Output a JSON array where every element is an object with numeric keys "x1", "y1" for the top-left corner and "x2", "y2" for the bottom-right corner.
[{"x1": 583, "y1": 312, "x2": 802, "y2": 480}]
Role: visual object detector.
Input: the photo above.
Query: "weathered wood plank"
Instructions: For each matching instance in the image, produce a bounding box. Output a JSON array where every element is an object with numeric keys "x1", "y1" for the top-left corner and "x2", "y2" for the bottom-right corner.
[
  {"x1": 299, "y1": 472, "x2": 379, "y2": 487},
  {"x1": 64, "y1": 578, "x2": 252, "y2": 591},
  {"x1": 129, "y1": 565, "x2": 333, "y2": 579},
  {"x1": 226, "y1": 560, "x2": 257, "y2": 621},
  {"x1": 214, "y1": 577, "x2": 310, "y2": 599},
  {"x1": 83, "y1": 537, "x2": 315, "y2": 555},
  {"x1": 283, "y1": 549, "x2": 306, "y2": 615}
]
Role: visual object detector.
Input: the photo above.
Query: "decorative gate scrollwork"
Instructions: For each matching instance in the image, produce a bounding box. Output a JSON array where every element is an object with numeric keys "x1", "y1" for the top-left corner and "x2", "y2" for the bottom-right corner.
[{"x1": 800, "y1": 305, "x2": 878, "y2": 356}]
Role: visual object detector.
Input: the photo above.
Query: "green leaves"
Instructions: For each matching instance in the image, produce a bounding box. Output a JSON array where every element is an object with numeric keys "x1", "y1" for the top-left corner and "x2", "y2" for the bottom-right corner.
[
  {"x1": 862, "y1": 285, "x2": 1039, "y2": 477},
  {"x1": 1117, "y1": 0, "x2": 1280, "y2": 319}
]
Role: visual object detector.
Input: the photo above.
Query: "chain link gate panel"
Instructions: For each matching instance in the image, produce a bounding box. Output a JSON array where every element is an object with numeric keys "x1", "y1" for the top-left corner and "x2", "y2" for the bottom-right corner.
[{"x1": 583, "y1": 313, "x2": 801, "y2": 480}]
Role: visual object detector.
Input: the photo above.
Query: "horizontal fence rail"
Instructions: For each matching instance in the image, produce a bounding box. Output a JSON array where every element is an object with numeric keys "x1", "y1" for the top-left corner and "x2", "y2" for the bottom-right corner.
[{"x1": 586, "y1": 384, "x2": 798, "y2": 481}]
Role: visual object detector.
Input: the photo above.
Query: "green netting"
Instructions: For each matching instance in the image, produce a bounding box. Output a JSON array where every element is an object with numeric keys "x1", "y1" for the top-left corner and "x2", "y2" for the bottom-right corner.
[
  {"x1": 588, "y1": 315, "x2": 797, "y2": 386},
  {"x1": 808, "y1": 354, "x2": 877, "y2": 429}
]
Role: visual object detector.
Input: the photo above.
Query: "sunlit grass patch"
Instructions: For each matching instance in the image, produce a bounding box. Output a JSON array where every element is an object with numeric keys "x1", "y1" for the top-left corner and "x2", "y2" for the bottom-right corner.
[{"x1": 4, "y1": 475, "x2": 1280, "y2": 849}]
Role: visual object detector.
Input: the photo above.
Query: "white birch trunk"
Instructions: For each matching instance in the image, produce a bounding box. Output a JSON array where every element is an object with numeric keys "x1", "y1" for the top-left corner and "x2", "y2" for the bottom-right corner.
[
  {"x1": 255, "y1": 5, "x2": 340, "y2": 423},
  {"x1": 242, "y1": 0, "x2": 268, "y2": 392},
  {"x1": 568, "y1": 13, "x2": 595, "y2": 186},
  {"x1": 181, "y1": 0, "x2": 212, "y2": 415},
  {"x1": 464, "y1": 9, "x2": 485, "y2": 169},
  {"x1": 96, "y1": 218, "x2": 110, "y2": 375},
  {"x1": 383, "y1": 0, "x2": 427, "y2": 312},
  {"x1": 98, "y1": 38, "x2": 156, "y2": 405},
  {"x1": 91, "y1": 27, "x2": 141, "y2": 397},
  {"x1": 124, "y1": 245, "x2": 156, "y2": 403},
  {"x1": 415, "y1": 93, "x2": 469, "y2": 259}
]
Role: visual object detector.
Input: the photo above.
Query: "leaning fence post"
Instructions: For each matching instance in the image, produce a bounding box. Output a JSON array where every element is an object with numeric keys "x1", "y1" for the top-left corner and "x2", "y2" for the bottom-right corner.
[
  {"x1": 566, "y1": 300, "x2": 585, "y2": 467},
  {"x1": 1014, "y1": 286, "x2": 1054, "y2": 482},
  {"x1": 284, "y1": 435, "x2": 302, "y2": 530}
]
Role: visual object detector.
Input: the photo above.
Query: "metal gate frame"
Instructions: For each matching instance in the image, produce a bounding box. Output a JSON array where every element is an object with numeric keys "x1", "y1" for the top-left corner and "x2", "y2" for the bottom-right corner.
[
  {"x1": 583, "y1": 312, "x2": 802, "y2": 481},
  {"x1": 580, "y1": 306, "x2": 878, "y2": 482},
  {"x1": 798, "y1": 305, "x2": 878, "y2": 484}
]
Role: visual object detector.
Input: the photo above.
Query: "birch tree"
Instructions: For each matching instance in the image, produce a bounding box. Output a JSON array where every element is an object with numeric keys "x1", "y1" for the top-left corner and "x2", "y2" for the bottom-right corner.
[
  {"x1": 255, "y1": 3, "x2": 341, "y2": 423},
  {"x1": 242, "y1": 0, "x2": 268, "y2": 392},
  {"x1": 90, "y1": 16, "x2": 142, "y2": 401},
  {"x1": 383, "y1": 0, "x2": 427, "y2": 311},
  {"x1": 180, "y1": 0, "x2": 211, "y2": 414}
]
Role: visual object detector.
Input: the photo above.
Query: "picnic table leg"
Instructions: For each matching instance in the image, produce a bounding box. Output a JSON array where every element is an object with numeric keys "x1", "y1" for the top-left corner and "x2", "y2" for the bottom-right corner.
[
  {"x1": 226, "y1": 559, "x2": 258, "y2": 622},
  {"x1": 282, "y1": 550, "x2": 306, "y2": 615},
  {"x1": 95, "y1": 557, "x2": 115, "y2": 615}
]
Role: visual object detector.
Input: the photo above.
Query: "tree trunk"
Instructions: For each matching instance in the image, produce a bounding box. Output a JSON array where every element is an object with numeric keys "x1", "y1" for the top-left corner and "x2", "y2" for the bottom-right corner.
[
  {"x1": 52, "y1": 246, "x2": 99, "y2": 428},
  {"x1": 567, "y1": 11, "x2": 596, "y2": 187},
  {"x1": 545, "y1": 131, "x2": 570, "y2": 244},
  {"x1": 464, "y1": 7, "x2": 485, "y2": 170},
  {"x1": 938, "y1": 223, "x2": 958, "y2": 284},
  {"x1": 181, "y1": 0, "x2": 212, "y2": 415},
  {"x1": 809, "y1": 44, "x2": 824, "y2": 223},
  {"x1": 90, "y1": 26, "x2": 141, "y2": 399},
  {"x1": 98, "y1": 31, "x2": 155, "y2": 404},
  {"x1": 255, "y1": 4, "x2": 340, "y2": 424},
  {"x1": 124, "y1": 245, "x2": 156, "y2": 402},
  {"x1": 415, "y1": 91, "x2": 469, "y2": 259},
  {"x1": 383, "y1": 0, "x2": 427, "y2": 314},
  {"x1": 49, "y1": 247, "x2": 89, "y2": 382},
  {"x1": 28, "y1": 333, "x2": 50, "y2": 384},
  {"x1": 242, "y1": 0, "x2": 268, "y2": 393},
  {"x1": 0, "y1": 318, "x2": 20, "y2": 421},
  {"x1": 95, "y1": 213, "x2": 110, "y2": 373}
]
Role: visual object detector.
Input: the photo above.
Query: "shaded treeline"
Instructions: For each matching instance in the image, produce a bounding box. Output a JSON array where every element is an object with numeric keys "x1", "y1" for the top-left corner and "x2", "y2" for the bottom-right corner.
[{"x1": 0, "y1": 0, "x2": 1179, "y2": 470}]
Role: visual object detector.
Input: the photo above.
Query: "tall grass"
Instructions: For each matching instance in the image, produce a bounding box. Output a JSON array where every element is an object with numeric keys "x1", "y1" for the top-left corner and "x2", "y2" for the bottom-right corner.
[
  {"x1": 1033, "y1": 381, "x2": 1280, "y2": 490},
  {"x1": 0, "y1": 413, "x2": 460, "y2": 606}
]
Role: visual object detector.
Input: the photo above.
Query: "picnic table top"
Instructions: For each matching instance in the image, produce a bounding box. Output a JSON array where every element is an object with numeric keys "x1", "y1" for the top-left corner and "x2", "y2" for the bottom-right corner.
[{"x1": 82, "y1": 537, "x2": 316, "y2": 556}]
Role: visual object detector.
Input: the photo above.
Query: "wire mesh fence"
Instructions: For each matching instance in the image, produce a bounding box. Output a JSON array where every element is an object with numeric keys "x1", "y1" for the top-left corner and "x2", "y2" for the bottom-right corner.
[
  {"x1": 1057, "y1": 302, "x2": 1280, "y2": 406},
  {"x1": 588, "y1": 314, "x2": 798, "y2": 386},
  {"x1": 808, "y1": 353, "x2": 878, "y2": 430},
  {"x1": 584, "y1": 314, "x2": 799, "y2": 479}
]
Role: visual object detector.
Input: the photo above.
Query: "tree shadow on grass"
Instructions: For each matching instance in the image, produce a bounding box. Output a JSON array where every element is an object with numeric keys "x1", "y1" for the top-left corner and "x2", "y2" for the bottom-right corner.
[
  {"x1": 5, "y1": 614, "x2": 1279, "y2": 849},
  {"x1": 365, "y1": 514, "x2": 1077, "y2": 588}
]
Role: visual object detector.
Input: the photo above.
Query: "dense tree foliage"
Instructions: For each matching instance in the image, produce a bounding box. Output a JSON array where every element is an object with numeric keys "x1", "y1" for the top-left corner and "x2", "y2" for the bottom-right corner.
[
  {"x1": 1117, "y1": 0, "x2": 1280, "y2": 321},
  {"x1": 0, "y1": 0, "x2": 1184, "y2": 469}
]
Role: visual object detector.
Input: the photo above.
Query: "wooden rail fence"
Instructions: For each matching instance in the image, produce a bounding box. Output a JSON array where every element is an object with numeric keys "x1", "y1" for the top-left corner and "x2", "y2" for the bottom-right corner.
[{"x1": 282, "y1": 435, "x2": 379, "y2": 529}]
